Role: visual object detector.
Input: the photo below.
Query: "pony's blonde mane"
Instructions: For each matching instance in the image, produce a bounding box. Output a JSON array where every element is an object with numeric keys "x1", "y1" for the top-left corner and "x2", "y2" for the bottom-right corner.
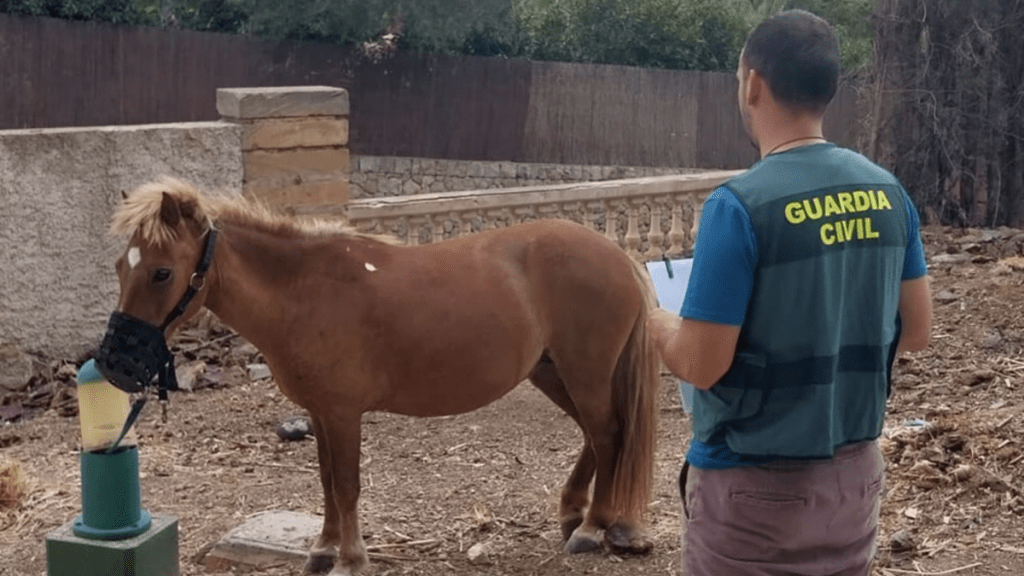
[{"x1": 110, "y1": 176, "x2": 388, "y2": 245}]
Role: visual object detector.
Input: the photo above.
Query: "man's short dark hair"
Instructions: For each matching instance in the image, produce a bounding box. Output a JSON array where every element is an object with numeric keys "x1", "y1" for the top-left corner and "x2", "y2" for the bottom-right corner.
[{"x1": 742, "y1": 10, "x2": 840, "y2": 113}]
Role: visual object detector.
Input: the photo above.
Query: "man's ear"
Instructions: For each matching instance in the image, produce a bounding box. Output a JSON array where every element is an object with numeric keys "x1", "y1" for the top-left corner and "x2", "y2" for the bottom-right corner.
[{"x1": 746, "y1": 69, "x2": 763, "y2": 108}]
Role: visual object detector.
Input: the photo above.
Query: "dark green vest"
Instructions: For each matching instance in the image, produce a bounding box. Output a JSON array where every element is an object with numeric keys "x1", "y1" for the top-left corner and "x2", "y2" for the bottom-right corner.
[{"x1": 692, "y1": 144, "x2": 909, "y2": 458}]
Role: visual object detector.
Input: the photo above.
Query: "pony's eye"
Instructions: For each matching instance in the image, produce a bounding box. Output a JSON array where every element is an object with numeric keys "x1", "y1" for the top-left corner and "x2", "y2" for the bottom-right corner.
[{"x1": 152, "y1": 269, "x2": 172, "y2": 284}]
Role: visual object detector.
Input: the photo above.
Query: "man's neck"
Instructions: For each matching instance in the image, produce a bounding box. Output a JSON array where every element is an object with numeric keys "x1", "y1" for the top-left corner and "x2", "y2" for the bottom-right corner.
[{"x1": 756, "y1": 114, "x2": 826, "y2": 158}]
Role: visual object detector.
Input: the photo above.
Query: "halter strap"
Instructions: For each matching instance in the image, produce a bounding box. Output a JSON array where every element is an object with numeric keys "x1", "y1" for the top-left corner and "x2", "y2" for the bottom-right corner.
[{"x1": 159, "y1": 228, "x2": 218, "y2": 331}]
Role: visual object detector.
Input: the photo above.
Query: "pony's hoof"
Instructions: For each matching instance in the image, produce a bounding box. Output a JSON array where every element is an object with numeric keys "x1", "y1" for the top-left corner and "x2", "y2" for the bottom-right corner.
[
  {"x1": 604, "y1": 522, "x2": 653, "y2": 555},
  {"x1": 303, "y1": 553, "x2": 335, "y2": 575},
  {"x1": 559, "y1": 516, "x2": 584, "y2": 542},
  {"x1": 564, "y1": 528, "x2": 604, "y2": 554}
]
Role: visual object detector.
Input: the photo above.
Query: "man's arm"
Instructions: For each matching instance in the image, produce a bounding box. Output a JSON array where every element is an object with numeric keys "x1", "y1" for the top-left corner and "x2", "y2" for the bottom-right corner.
[
  {"x1": 648, "y1": 309, "x2": 740, "y2": 390},
  {"x1": 896, "y1": 275, "x2": 931, "y2": 353}
]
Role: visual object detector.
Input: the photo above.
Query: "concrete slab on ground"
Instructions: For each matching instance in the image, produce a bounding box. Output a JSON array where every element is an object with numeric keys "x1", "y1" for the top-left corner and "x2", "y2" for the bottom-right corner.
[{"x1": 204, "y1": 510, "x2": 320, "y2": 571}]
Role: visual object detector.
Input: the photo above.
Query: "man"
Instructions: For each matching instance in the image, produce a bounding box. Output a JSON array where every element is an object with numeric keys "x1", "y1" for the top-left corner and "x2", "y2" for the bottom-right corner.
[{"x1": 647, "y1": 10, "x2": 932, "y2": 576}]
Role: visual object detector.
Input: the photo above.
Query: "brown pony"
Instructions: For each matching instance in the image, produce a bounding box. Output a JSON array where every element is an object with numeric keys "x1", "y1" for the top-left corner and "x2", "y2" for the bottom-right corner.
[{"x1": 108, "y1": 177, "x2": 659, "y2": 576}]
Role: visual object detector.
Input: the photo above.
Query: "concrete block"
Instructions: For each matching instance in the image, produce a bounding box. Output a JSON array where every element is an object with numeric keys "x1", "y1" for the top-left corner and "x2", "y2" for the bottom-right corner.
[
  {"x1": 242, "y1": 117, "x2": 349, "y2": 151},
  {"x1": 393, "y1": 157, "x2": 412, "y2": 174},
  {"x1": 482, "y1": 162, "x2": 501, "y2": 179},
  {"x1": 218, "y1": 87, "x2": 349, "y2": 120},
  {"x1": 204, "y1": 510, "x2": 320, "y2": 572},
  {"x1": 355, "y1": 155, "x2": 378, "y2": 172},
  {"x1": 46, "y1": 512, "x2": 179, "y2": 576},
  {"x1": 0, "y1": 122, "x2": 242, "y2": 361},
  {"x1": 243, "y1": 148, "x2": 350, "y2": 181}
]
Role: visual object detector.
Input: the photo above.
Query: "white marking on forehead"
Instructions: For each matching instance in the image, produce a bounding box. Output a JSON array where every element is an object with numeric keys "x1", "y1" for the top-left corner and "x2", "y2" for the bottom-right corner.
[
  {"x1": 127, "y1": 247, "x2": 142, "y2": 269},
  {"x1": 364, "y1": 262, "x2": 378, "y2": 272}
]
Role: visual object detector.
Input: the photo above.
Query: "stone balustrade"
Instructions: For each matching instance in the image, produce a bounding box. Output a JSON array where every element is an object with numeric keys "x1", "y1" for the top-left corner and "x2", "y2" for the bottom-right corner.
[{"x1": 299, "y1": 170, "x2": 741, "y2": 261}]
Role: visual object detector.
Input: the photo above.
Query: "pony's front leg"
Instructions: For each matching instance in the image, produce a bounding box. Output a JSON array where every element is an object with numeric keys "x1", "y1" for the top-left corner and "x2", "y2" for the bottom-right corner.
[
  {"x1": 304, "y1": 413, "x2": 368, "y2": 576},
  {"x1": 305, "y1": 416, "x2": 339, "y2": 574}
]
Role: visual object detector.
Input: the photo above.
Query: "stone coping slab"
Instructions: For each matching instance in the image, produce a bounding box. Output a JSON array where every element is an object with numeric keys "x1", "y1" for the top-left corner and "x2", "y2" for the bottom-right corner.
[{"x1": 218, "y1": 87, "x2": 349, "y2": 119}]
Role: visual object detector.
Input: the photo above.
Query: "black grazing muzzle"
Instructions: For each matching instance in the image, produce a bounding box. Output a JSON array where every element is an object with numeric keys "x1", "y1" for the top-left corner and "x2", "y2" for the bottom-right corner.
[
  {"x1": 94, "y1": 229, "x2": 218, "y2": 395},
  {"x1": 95, "y1": 311, "x2": 179, "y2": 393}
]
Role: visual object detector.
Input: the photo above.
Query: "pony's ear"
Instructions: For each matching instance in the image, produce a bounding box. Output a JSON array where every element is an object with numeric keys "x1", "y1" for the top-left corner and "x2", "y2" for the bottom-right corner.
[
  {"x1": 159, "y1": 192, "x2": 182, "y2": 228},
  {"x1": 178, "y1": 196, "x2": 199, "y2": 222}
]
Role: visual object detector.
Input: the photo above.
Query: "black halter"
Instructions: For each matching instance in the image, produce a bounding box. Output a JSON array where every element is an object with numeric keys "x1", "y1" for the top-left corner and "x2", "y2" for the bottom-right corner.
[
  {"x1": 93, "y1": 228, "x2": 218, "y2": 450},
  {"x1": 159, "y1": 227, "x2": 218, "y2": 331},
  {"x1": 96, "y1": 228, "x2": 218, "y2": 393}
]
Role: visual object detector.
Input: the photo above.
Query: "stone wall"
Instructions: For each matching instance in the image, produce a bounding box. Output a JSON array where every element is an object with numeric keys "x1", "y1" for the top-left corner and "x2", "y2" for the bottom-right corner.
[
  {"x1": 349, "y1": 155, "x2": 702, "y2": 199},
  {"x1": 0, "y1": 122, "x2": 242, "y2": 369}
]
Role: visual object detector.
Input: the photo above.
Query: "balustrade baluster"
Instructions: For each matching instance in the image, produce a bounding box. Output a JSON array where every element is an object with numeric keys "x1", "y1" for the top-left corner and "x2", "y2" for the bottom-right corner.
[
  {"x1": 668, "y1": 202, "x2": 686, "y2": 256},
  {"x1": 513, "y1": 207, "x2": 534, "y2": 225},
  {"x1": 691, "y1": 193, "x2": 708, "y2": 243},
  {"x1": 394, "y1": 217, "x2": 409, "y2": 245},
  {"x1": 561, "y1": 202, "x2": 582, "y2": 225},
  {"x1": 646, "y1": 200, "x2": 665, "y2": 261},
  {"x1": 460, "y1": 212, "x2": 475, "y2": 237},
  {"x1": 625, "y1": 202, "x2": 642, "y2": 260},
  {"x1": 431, "y1": 215, "x2": 444, "y2": 244},
  {"x1": 401, "y1": 214, "x2": 417, "y2": 242},
  {"x1": 364, "y1": 218, "x2": 382, "y2": 236},
  {"x1": 603, "y1": 201, "x2": 618, "y2": 245},
  {"x1": 583, "y1": 204, "x2": 599, "y2": 231}
]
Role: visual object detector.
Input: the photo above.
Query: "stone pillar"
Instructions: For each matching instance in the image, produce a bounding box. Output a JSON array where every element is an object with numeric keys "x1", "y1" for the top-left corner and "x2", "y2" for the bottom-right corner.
[{"x1": 217, "y1": 86, "x2": 350, "y2": 210}]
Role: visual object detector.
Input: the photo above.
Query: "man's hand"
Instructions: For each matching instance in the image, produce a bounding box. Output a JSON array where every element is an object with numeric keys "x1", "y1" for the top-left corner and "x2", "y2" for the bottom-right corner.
[
  {"x1": 646, "y1": 309, "x2": 741, "y2": 390},
  {"x1": 647, "y1": 308, "x2": 682, "y2": 350}
]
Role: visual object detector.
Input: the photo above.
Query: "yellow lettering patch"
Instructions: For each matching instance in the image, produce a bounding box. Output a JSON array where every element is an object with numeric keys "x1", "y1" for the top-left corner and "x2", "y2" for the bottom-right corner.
[{"x1": 784, "y1": 189, "x2": 892, "y2": 246}]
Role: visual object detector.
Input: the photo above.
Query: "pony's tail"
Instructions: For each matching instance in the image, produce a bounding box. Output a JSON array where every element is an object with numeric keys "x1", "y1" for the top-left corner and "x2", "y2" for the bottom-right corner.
[{"x1": 610, "y1": 258, "x2": 660, "y2": 522}]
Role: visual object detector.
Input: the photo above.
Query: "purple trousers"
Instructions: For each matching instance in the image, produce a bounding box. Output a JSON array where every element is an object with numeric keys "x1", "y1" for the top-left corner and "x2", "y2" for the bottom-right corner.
[{"x1": 681, "y1": 440, "x2": 884, "y2": 576}]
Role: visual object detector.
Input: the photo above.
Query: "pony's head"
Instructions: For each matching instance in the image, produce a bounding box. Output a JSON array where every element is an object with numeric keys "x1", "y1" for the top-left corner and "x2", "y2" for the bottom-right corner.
[
  {"x1": 96, "y1": 177, "x2": 217, "y2": 394},
  {"x1": 109, "y1": 177, "x2": 216, "y2": 332}
]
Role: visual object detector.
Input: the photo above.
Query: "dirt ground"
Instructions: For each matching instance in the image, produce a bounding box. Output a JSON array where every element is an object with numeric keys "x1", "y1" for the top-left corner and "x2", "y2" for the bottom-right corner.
[{"x1": 2, "y1": 225, "x2": 1024, "y2": 576}]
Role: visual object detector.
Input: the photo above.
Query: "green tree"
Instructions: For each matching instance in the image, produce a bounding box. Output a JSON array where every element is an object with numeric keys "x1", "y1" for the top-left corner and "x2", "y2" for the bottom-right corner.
[
  {"x1": 0, "y1": 0, "x2": 871, "y2": 72},
  {"x1": 515, "y1": 0, "x2": 747, "y2": 71},
  {"x1": 729, "y1": 0, "x2": 872, "y2": 72},
  {"x1": 235, "y1": 0, "x2": 525, "y2": 56},
  {"x1": 867, "y1": 0, "x2": 1024, "y2": 226},
  {"x1": 0, "y1": 0, "x2": 145, "y2": 23}
]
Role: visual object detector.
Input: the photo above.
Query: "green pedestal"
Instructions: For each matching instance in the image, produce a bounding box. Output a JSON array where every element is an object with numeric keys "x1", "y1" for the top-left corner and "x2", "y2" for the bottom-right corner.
[
  {"x1": 75, "y1": 447, "x2": 151, "y2": 539},
  {"x1": 46, "y1": 512, "x2": 180, "y2": 576}
]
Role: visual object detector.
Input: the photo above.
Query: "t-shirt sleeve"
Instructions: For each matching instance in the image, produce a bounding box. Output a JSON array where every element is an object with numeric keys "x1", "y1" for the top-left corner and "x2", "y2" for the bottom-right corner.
[
  {"x1": 902, "y1": 194, "x2": 928, "y2": 280},
  {"x1": 680, "y1": 187, "x2": 757, "y2": 326}
]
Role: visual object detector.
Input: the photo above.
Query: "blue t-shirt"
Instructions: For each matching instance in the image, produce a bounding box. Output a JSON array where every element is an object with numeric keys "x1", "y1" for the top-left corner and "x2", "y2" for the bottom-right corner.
[{"x1": 683, "y1": 164, "x2": 928, "y2": 469}]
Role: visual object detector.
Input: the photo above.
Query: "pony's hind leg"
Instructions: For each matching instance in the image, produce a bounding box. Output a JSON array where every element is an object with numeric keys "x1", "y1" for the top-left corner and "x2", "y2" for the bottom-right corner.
[
  {"x1": 542, "y1": 355, "x2": 635, "y2": 554},
  {"x1": 528, "y1": 357, "x2": 597, "y2": 545},
  {"x1": 305, "y1": 412, "x2": 369, "y2": 576}
]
